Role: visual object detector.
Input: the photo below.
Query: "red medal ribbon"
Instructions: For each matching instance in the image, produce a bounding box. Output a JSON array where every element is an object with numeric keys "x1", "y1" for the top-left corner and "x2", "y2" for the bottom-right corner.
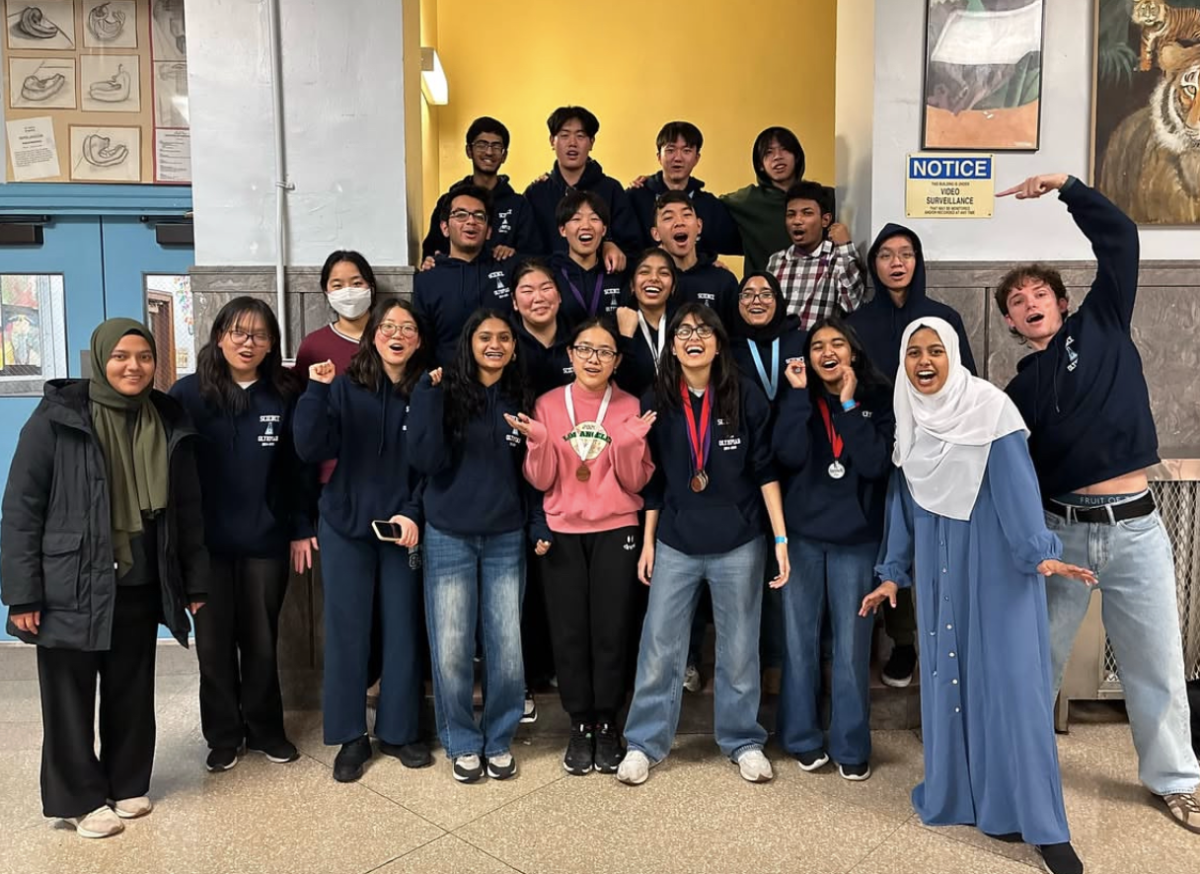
[
  {"x1": 817, "y1": 396, "x2": 844, "y2": 461},
  {"x1": 680, "y1": 380, "x2": 712, "y2": 473}
]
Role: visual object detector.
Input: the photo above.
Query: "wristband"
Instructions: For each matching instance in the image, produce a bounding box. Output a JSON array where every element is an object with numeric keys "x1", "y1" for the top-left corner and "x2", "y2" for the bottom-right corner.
[
  {"x1": 841, "y1": 399, "x2": 858, "y2": 412},
  {"x1": 775, "y1": 535, "x2": 788, "y2": 545}
]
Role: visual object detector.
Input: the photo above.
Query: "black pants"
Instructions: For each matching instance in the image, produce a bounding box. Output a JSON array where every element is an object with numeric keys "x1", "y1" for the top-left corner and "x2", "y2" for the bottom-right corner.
[
  {"x1": 883, "y1": 586, "x2": 916, "y2": 648},
  {"x1": 522, "y1": 542, "x2": 555, "y2": 685},
  {"x1": 194, "y1": 555, "x2": 289, "y2": 749},
  {"x1": 540, "y1": 526, "x2": 640, "y2": 723},
  {"x1": 37, "y1": 584, "x2": 160, "y2": 819}
]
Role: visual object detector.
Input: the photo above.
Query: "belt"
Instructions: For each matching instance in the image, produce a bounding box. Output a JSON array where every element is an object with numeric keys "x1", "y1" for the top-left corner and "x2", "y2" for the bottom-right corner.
[{"x1": 1043, "y1": 493, "x2": 1156, "y2": 524}]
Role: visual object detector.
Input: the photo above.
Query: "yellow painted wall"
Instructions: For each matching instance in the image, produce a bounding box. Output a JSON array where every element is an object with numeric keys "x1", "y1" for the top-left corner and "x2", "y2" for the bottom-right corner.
[
  {"x1": 419, "y1": 0, "x2": 441, "y2": 225},
  {"x1": 432, "y1": 0, "x2": 837, "y2": 218}
]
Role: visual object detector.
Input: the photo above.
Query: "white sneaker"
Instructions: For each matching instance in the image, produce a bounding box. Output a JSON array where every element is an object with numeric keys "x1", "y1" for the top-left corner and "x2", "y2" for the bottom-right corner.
[
  {"x1": 67, "y1": 806, "x2": 124, "y2": 838},
  {"x1": 737, "y1": 749, "x2": 774, "y2": 783},
  {"x1": 112, "y1": 796, "x2": 153, "y2": 819},
  {"x1": 616, "y1": 750, "x2": 650, "y2": 785}
]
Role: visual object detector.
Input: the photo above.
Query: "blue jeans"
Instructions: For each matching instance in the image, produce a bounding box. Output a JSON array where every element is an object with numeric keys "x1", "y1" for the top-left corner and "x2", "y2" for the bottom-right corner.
[
  {"x1": 624, "y1": 538, "x2": 768, "y2": 762},
  {"x1": 1045, "y1": 510, "x2": 1199, "y2": 796},
  {"x1": 319, "y1": 520, "x2": 423, "y2": 747},
  {"x1": 423, "y1": 525, "x2": 526, "y2": 759},
  {"x1": 777, "y1": 537, "x2": 876, "y2": 765}
]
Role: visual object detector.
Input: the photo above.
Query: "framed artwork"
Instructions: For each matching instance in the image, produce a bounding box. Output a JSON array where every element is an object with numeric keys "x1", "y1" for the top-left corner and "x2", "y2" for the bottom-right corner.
[
  {"x1": 922, "y1": 0, "x2": 1045, "y2": 150},
  {"x1": 1092, "y1": 0, "x2": 1200, "y2": 225}
]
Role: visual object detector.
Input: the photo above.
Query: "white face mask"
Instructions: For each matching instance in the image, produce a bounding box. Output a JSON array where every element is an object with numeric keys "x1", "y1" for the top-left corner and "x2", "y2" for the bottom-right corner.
[{"x1": 327, "y1": 287, "x2": 372, "y2": 320}]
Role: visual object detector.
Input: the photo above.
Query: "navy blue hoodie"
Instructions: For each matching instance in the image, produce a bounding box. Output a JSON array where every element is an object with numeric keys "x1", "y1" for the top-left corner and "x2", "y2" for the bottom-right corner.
[
  {"x1": 412, "y1": 253, "x2": 516, "y2": 367},
  {"x1": 292, "y1": 375, "x2": 424, "y2": 541},
  {"x1": 548, "y1": 251, "x2": 626, "y2": 328},
  {"x1": 169, "y1": 375, "x2": 316, "y2": 559},
  {"x1": 641, "y1": 376, "x2": 777, "y2": 556},
  {"x1": 772, "y1": 382, "x2": 895, "y2": 545},
  {"x1": 421, "y1": 174, "x2": 539, "y2": 260},
  {"x1": 628, "y1": 172, "x2": 741, "y2": 259},
  {"x1": 730, "y1": 320, "x2": 808, "y2": 419},
  {"x1": 523, "y1": 159, "x2": 642, "y2": 256},
  {"x1": 1003, "y1": 178, "x2": 1158, "y2": 498},
  {"x1": 516, "y1": 315, "x2": 575, "y2": 397},
  {"x1": 846, "y1": 224, "x2": 977, "y2": 381},
  {"x1": 676, "y1": 255, "x2": 740, "y2": 330},
  {"x1": 407, "y1": 374, "x2": 529, "y2": 536}
]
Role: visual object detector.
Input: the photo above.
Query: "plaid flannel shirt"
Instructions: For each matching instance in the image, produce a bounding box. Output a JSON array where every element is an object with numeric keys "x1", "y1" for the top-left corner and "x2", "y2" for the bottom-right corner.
[{"x1": 765, "y1": 239, "x2": 866, "y2": 330}]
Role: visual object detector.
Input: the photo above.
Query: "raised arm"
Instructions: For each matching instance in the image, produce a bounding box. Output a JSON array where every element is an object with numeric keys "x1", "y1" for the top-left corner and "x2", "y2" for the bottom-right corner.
[
  {"x1": 406, "y1": 372, "x2": 451, "y2": 475},
  {"x1": 293, "y1": 379, "x2": 341, "y2": 463},
  {"x1": 827, "y1": 223, "x2": 867, "y2": 313},
  {"x1": 999, "y1": 173, "x2": 1140, "y2": 330}
]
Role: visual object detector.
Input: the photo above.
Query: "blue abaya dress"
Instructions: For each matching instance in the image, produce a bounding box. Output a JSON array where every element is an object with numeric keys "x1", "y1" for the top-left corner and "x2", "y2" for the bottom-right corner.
[{"x1": 875, "y1": 431, "x2": 1071, "y2": 846}]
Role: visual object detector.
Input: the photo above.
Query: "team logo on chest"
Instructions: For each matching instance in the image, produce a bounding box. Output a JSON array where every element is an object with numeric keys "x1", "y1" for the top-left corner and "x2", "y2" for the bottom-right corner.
[
  {"x1": 258, "y1": 414, "x2": 281, "y2": 446},
  {"x1": 1064, "y1": 335, "x2": 1079, "y2": 372}
]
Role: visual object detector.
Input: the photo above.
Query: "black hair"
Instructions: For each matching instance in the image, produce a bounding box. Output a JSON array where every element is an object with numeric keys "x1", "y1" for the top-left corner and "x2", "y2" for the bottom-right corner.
[
  {"x1": 512, "y1": 257, "x2": 556, "y2": 287},
  {"x1": 465, "y1": 116, "x2": 510, "y2": 149},
  {"x1": 555, "y1": 189, "x2": 610, "y2": 229},
  {"x1": 752, "y1": 126, "x2": 806, "y2": 186},
  {"x1": 653, "y1": 190, "x2": 695, "y2": 215},
  {"x1": 784, "y1": 181, "x2": 834, "y2": 217},
  {"x1": 656, "y1": 121, "x2": 703, "y2": 152},
  {"x1": 654, "y1": 302, "x2": 741, "y2": 435},
  {"x1": 346, "y1": 296, "x2": 429, "y2": 397},
  {"x1": 630, "y1": 246, "x2": 679, "y2": 292},
  {"x1": 440, "y1": 182, "x2": 494, "y2": 225},
  {"x1": 196, "y1": 297, "x2": 300, "y2": 414},
  {"x1": 443, "y1": 309, "x2": 532, "y2": 447},
  {"x1": 568, "y1": 315, "x2": 621, "y2": 350},
  {"x1": 805, "y1": 315, "x2": 891, "y2": 397},
  {"x1": 319, "y1": 250, "x2": 380, "y2": 310},
  {"x1": 547, "y1": 105, "x2": 600, "y2": 138}
]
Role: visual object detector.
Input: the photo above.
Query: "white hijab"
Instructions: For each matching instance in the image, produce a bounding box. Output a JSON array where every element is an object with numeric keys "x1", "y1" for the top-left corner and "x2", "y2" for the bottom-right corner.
[{"x1": 893, "y1": 318, "x2": 1029, "y2": 521}]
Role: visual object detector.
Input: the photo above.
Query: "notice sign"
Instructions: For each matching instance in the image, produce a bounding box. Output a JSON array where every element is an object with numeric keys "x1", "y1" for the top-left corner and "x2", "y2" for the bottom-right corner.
[{"x1": 906, "y1": 154, "x2": 994, "y2": 218}]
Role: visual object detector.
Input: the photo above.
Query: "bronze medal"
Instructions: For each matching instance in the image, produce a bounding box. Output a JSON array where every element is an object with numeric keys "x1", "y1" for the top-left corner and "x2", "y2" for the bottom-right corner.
[
  {"x1": 576, "y1": 463, "x2": 591, "y2": 482},
  {"x1": 690, "y1": 470, "x2": 709, "y2": 493}
]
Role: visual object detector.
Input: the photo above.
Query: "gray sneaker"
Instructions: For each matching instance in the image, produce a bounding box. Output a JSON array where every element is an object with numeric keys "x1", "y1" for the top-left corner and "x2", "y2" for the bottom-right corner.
[{"x1": 683, "y1": 664, "x2": 702, "y2": 693}]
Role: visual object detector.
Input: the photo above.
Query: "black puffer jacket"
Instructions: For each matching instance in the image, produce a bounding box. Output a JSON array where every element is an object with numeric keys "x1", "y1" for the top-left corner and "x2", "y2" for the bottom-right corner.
[{"x1": 0, "y1": 379, "x2": 209, "y2": 650}]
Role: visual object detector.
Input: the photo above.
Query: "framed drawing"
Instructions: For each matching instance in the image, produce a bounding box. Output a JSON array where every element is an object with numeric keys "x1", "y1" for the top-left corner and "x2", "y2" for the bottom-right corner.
[
  {"x1": 922, "y1": 0, "x2": 1045, "y2": 150},
  {"x1": 1092, "y1": 0, "x2": 1200, "y2": 225}
]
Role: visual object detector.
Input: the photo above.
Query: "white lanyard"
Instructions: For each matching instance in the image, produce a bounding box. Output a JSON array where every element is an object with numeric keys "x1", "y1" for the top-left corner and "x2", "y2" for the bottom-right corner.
[
  {"x1": 638, "y1": 311, "x2": 666, "y2": 372},
  {"x1": 565, "y1": 383, "x2": 612, "y2": 462}
]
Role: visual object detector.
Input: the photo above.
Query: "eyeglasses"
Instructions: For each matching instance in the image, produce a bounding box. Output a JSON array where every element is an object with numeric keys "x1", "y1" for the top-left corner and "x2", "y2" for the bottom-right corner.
[
  {"x1": 448, "y1": 209, "x2": 488, "y2": 224},
  {"x1": 571, "y1": 344, "x2": 617, "y2": 363},
  {"x1": 674, "y1": 324, "x2": 714, "y2": 340},
  {"x1": 739, "y1": 290, "x2": 776, "y2": 304},
  {"x1": 378, "y1": 322, "x2": 419, "y2": 339},
  {"x1": 470, "y1": 140, "x2": 506, "y2": 154},
  {"x1": 227, "y1": 329, "x2": 271, "y2": 346}
]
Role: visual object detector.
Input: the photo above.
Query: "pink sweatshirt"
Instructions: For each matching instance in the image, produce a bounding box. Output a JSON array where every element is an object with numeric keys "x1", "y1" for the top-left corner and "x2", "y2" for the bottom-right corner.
[{"x1": 524, "y1": 383, "x2": 654, "y2": 535}]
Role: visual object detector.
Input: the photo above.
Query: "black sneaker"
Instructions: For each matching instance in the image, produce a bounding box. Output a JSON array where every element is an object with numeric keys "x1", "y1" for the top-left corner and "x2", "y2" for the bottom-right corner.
[
  {"x1": 563, "y1": 724, "x2": 594, "y2": 776},
  {"x1": 378, "y1": 740, "x2": 432, "y2": 769},
  {"x1": 520, "y1": 689, "x2": 538, "y2": 724},
  {"x1": 453, "y1": 754, "x2": 484, "y2": 783},
  {"x1": 795, "y1": 748, "x2": 830, "y2": 772},
  {"x1": 838, "y1": 761, "x2": 872, "y2": 781},
  {"x1": 247, "y1": 739, "x2": 299, "y2": 764},
  {"x1": 593, "y1": 723, "x2": 625, "y2": 773},
  {"x1": 333, "y1": 735, "x2": 372, "y2": 783},
  {"x1": 486, "y1": 752, "x2": 517, "y2": 780},
  {"x1": 1037, "y1": 842, "x2": 1083, "y2": 874},
  {"x1": 882, "y1": 644, "x2": 917, "y2": 688},
  {"x1": 205, "y1": 747, "x2": 240, "y2": 772}
]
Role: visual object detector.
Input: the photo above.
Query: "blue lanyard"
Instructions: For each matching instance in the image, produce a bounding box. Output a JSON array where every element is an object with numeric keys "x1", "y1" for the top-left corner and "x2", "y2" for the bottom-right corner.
[{"x1": 748, "y1": 338, "x2": 780, "y2": 401}]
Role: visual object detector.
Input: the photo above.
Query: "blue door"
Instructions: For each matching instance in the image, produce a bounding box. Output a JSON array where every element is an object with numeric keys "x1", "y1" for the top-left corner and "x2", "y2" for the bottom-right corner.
[{"x1": 0, "y1": 186, "x2": 193, "y2": 638}]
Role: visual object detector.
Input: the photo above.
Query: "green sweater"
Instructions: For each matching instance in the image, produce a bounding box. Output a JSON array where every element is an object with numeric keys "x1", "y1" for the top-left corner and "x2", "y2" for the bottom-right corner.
[{"x1": 720, "y1": 183, "x2": 791, "y2": 274}]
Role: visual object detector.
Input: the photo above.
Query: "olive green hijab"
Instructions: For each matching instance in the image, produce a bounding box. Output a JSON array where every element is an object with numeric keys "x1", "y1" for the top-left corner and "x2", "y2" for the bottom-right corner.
[{"x1": 89, "y1": 319, "x2": 168, "y2": 578}]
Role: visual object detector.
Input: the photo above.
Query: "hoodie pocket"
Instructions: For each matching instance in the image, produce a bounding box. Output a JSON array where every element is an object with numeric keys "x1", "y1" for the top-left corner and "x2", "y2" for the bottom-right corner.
[{"x1": 40, "y1": 530, "x2": 83, "y2": 610}]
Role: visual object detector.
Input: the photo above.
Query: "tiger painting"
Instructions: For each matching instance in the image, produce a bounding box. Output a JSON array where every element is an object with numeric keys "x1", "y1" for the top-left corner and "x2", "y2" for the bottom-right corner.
[
  {"x1": 1099, "y1": 42, "x2": 1200, "y2": 223},
  {"x1": 1133, "y1": 0, "x2": 1200, "y2": 71}
]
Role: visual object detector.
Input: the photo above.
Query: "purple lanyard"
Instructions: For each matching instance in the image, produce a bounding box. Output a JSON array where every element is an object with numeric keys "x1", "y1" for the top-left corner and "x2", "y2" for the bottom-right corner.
[{"x1": 560, "y1": 268, "x2": 605, "y2": 316}]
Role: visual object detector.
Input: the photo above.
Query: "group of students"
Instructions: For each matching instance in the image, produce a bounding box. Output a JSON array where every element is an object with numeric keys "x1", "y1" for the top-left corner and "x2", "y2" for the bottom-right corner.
[{"x1": 0, "y1": 108, "x2": 1196, "y2": 874}]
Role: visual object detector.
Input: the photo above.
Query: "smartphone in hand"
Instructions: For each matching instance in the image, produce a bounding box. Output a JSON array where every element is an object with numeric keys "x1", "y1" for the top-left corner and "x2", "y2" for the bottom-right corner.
[{"x1": 371, "y1": 520, "x2": 404, "y2": 542}]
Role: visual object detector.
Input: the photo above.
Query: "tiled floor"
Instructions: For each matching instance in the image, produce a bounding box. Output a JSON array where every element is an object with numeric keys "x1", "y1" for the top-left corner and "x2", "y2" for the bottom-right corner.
[{"x1": 0, "y1": 656, "x2": 1193, "y2": 874}]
